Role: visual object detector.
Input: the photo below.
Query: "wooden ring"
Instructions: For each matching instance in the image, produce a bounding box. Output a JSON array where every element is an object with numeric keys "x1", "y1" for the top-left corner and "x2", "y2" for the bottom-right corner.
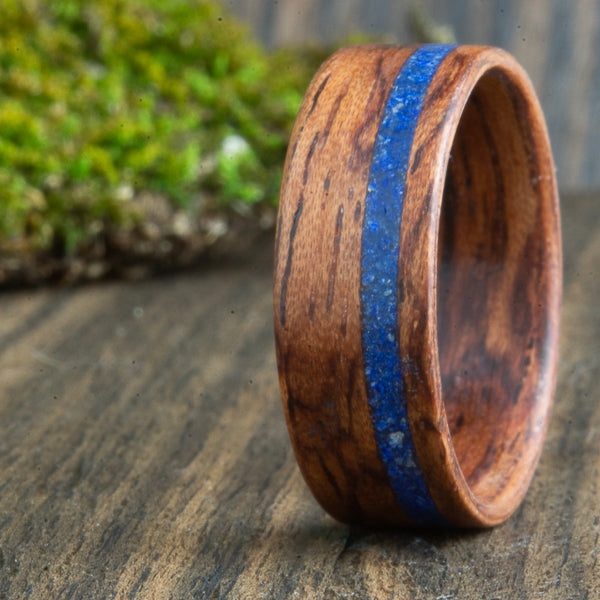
[{"x1": 273, "y1": 44, "x2": 561, "y2": 527}]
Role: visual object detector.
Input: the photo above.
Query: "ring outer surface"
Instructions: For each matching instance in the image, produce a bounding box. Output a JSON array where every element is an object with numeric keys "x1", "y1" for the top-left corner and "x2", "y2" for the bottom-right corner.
[{"x1": 273, "y1": 44, "x2": 561, "y2": 528}]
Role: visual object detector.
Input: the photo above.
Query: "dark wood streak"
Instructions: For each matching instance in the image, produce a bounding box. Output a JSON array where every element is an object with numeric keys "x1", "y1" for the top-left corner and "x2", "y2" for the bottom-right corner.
[
  {"x1": 304, "y1": 132, "x2": 320, "y2": 185},
  {"x1": 289, "y1": 124, "x2": 304, "y2": 162},
  {"x1": 456, "y1": 135, "x2": 473, "y2": 206},
  {"x1": 326, "y1": 205, "x2": 344, "y2": 312},
  {"x1": 401, "y1": 178, "x2": 434, "y2": 240},
  {"x1": 318, "y1": 86, "x2": 349, "y2": 151},
  {"x1": 348, "y1": 59, "x2": 389, "y2": 170},
  {"x1": 273, "y1": 209, "x2": 284, "y2": 273},
  {"x1": 410, "y1": 119, "x2": 445, "y2": 175},
  {"x1": 308, "y1": 288, "x2": 316, "y2": 321},
  {"x1": 279, "y1": 193, "x2": 304, "y2": 327},
  {"x1": 345, "y1": 358, "x2": 358, "y2": 429},
  {"x1": 283, "y1": 348, "x2": 331, "y2": 426},
  {"x1": 307, "y1": 73, "x2": 331, "y2": 118},
  {"x1": 421, "y1": 51, "x2": 471, "y2": 112},
  {"x1": 512, "y1": 381, "x2": 524, "y2": 405},
  {"x1": 471, "y1": 93, "x2": 508, "y2": 258},
  {"x1": 353, "y1": 200, "x2": 361, "y2": 223},
  {"x1": 408, "y1": 54, "x2": 471, "y2": 177},
  {"x1": 289, "y1": 73, "x2": 331, "y2": 162},
  {"x1": 503, "y1": 74, "x2": 543, "y2": 191},
  {"x1": 283, "y1": 383, "x2": 300, "y2": 426},
  {"x1": 361, "y1": 54, "x2": 386, "y2": 110},
  {"x1": 317, "y1": 454, "x2": 344, "y2": 500},
  {"x1": 340, "y1": 298, "x2": 348, "y2": 337}
]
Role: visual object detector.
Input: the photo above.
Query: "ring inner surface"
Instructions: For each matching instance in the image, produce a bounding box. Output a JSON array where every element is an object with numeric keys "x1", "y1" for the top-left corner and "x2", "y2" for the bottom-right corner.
[{"x1": 437, "y1": 68, "x2": 553, "y2": 505}]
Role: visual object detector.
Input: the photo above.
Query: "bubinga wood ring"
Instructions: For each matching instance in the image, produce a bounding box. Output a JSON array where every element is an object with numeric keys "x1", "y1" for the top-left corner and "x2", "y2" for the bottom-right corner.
[{"x1": 273, "y1": 44, "x2": 561, "y2": 527}]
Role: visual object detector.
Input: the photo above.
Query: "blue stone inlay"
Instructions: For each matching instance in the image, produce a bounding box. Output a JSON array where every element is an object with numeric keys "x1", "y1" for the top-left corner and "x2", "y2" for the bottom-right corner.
[{"x1": 360, "y1": 44, "x2": 456, "y2": 525}]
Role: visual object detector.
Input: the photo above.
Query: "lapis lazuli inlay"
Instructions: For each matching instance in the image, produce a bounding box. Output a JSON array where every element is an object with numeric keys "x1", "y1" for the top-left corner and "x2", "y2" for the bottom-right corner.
[{"x1": 360, "y1": 44, "x2": 456, "y2": 525}]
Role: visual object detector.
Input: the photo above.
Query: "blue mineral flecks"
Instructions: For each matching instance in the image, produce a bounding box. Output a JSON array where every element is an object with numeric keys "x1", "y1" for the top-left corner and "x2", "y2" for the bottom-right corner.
[{"x1": 360, "y1": 44, "x2": 456, "y2": 525}]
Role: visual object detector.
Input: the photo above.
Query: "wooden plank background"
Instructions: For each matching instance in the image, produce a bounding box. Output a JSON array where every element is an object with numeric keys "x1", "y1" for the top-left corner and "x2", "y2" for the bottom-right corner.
[
  {"x1": 225, "y1": 0, "x2": 600, "y2": 191},
  {"x1": 0, "y1": 191, "x2": 598, "y2": 598}
]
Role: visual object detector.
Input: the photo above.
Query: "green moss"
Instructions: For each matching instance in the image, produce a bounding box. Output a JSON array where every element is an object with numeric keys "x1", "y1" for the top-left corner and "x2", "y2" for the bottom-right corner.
[{"x1": 0, "y1": 0, "x2": 322, "y2": 256}]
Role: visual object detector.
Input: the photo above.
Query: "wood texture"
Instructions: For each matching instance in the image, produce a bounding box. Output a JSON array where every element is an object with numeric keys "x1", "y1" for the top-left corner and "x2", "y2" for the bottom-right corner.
[
  {"x1": 274, "y1": 44, "x2": 561, "y2": 527},
  {"x1": 0, "y1": 192, "x2": 598, "y2": 598},
  {"x1": 398, "y1": 46, "x2": 561, "y2": 525},
  {"x1": 273, "y1": 45, "x2": 417, "y2": 527}
]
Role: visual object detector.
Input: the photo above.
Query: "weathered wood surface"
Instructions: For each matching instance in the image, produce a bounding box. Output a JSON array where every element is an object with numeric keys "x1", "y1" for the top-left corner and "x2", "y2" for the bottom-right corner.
[
  {"x1": 227, "y1": 0, "x2": 600, "y2": 190},
  {"x1": 0, "y1": 192, "x2": 598, "y2": 598}
]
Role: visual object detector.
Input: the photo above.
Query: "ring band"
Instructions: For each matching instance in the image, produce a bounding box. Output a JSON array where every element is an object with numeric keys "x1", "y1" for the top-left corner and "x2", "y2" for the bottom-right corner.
[{"x1": 273, "y1": 44, "x2": 561, "y2": 527}]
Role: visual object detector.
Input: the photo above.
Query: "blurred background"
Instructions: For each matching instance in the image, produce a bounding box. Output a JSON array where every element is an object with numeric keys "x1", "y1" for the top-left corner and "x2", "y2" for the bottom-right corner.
[
  {"x1": 0, "y1": 0, "x2": 597, "y2": 285},
  {"x1": 230, "y1": 0, "x2": 600, "y2": 190}
]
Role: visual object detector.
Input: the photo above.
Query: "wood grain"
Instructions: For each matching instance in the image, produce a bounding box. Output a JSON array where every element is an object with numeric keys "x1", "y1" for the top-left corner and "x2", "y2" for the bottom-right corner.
[
  {"x1": 396, "y1": 46, "x2": 561, "y2": 526},
  {"x1": 274, "y1": 45, "x2": 417, "y2": 527},
  {"x1": 0, "y1": 193, "x2": 597, "y2": 597},
  {"x1": 274, "y1": 44, "x2": 561, "y2": 527}
]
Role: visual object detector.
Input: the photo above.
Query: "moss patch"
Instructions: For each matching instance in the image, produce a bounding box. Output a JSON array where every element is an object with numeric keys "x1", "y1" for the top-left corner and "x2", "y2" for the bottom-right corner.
[
  {"x1": 0, "y1": 1, "x2": 453, "y2": 285},
  {"x1": 0, "y1": 0, "x2": 330, "y2": 283}
]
